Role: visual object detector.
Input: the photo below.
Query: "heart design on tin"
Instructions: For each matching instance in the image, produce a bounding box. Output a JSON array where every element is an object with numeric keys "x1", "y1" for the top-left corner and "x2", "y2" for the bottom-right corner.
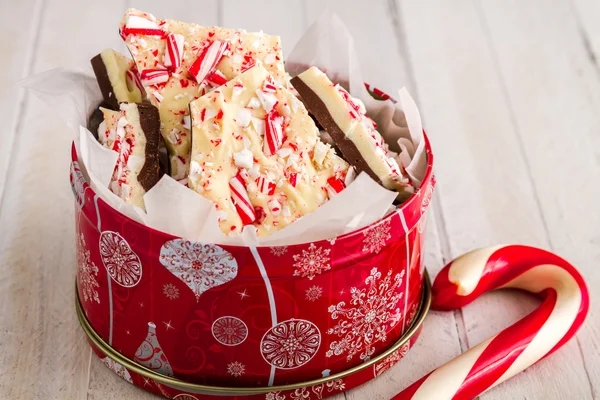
[{"x1": 159, "y1": 239, "x2": 238, "y2": 302}]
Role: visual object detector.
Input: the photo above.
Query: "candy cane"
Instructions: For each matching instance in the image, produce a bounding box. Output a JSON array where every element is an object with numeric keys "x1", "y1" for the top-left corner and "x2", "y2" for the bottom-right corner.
[{"x1": 393, "y1": 245, "x2": 589, "y2": 400}]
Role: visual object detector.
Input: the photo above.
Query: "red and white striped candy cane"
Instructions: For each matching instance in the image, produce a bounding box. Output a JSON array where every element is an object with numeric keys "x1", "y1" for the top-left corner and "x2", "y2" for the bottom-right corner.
[{"x1": 394, "y1": 245, "x2": 589, "y2": 400}]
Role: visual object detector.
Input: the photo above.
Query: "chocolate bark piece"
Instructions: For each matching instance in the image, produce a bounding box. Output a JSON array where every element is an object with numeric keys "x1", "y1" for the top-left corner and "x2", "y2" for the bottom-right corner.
[
  {"x1": 292, "y1": 76, "x2": 379, "y2": 183},
  {"x1": 91, "y1": 49, "x2": 144, "y2": 110},
  {"x1": 87, "y1": 105, "x2": 106, "y2": 139},
  {"x1": 119, "y1": 8, "x2": 287, "y2": 181},
  {"x1": 188, "y1": 65, "x2": 348, "y2": 237},
  {"x1": 136, "y1": 103, "x2": 162, "y2": 192},
  {"x1": 97, "y1": 103, "x2": 161, "y2": 209},
  {"x1": 291, "y1": 67, "x2": 414, "y2": 201}
]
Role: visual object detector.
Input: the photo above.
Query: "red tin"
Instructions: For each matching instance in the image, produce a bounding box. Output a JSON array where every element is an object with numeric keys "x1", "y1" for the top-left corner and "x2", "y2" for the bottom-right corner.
[{"x1": 72, "y1": 103, "x2": 435, "y2": 397}]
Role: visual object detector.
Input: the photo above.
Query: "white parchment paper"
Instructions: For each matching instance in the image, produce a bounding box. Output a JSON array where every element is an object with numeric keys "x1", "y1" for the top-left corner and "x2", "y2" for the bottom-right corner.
[{"x1": 21, "y1": 11, "x2": 427, "y2": 246}]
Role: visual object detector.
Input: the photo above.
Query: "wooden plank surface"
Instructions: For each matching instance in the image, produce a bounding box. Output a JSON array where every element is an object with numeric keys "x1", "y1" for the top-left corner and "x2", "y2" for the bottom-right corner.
[{"x1": 0, "y1": 0, "x2": 597, "y2": 399}]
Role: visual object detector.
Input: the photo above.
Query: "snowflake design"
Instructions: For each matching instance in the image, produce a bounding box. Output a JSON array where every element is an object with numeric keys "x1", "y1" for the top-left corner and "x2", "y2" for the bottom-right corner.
[
  {"x1": 288, "y1": 379, "x2": 346, "y2": 400},
  {"x1": 212, "y1": 316, "x2": 248, "y2": 346},
  {"x1": 99, "y1": 231, "x2": 142, "y2": 287},
  {"x1": 159, "y1": 239, "x2": 238, "y2": 302},
  {"x1": 77, "y1": 233, "x2": 100, "y2": 304},
  {"x1": 327, "y1": 237, "x2": 336, "y2": 245},
  {"x1": 373, "y1": 343, "x2": 410, "y2": 376},
  {"x1": 362, "y1": 219, "x2": 391, "y2": 254},
  {"x1": 326, "y1": 267, "x2": 404, "y2": 362},
  {"x1": 305, "y1": 285, "x2": 323, "y2": 302},
  {"x1": 265, "y1": 392, "x2": 286, "y2": 400},
  {"x1": 227, "y1": 361, "x2": 246, "y2": 377},
  {"x1": 173, "y1": 395, "x2": 199, "y2": 400},
  {"x1": 163, "y1": 283, "x2": 180, "y2": 300},
  {"x1": 102, "y1": 357, "x2": 132, "y2": 383},
  {"x1": 261, "y1": 319, "x2": 321, "y2": 369},
  {"x1": 292, "y1": 243, "x2": 331, "y2": 280},
  {"x1": 406, "y1": 302, "x2": 419, "y2": 326},
  {"x1": 270, "y1": 246, "x2": 288, "y2": 256}
]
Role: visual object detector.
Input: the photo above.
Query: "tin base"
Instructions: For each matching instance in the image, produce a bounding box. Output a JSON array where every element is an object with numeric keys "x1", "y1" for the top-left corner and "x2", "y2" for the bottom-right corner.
[{"x1": 76, "y1": 270, "x2": 431, "y2": 399}]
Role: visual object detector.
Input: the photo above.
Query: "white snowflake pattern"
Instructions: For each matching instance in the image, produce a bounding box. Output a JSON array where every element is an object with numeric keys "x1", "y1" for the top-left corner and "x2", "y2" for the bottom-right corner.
[
  {"x1": 265, "y1": 392, "x2": 286, "y2": 400},
  {"x1": 102, "y1": 357, "x2": 132, "y2": 383},
  {"x1": 292, "y1": 243, "x2": 331, "y2": 280},
  {"x1": 326, "y1": 267, "x2": 404, "y2": 362},
  {"x1": 362, "y1": 219, "x2": 391, "y2": 254},
  {"x1": 373, "y1": 343, "x2": 410, "y2": 376},
  {"x1": 212, "y1": 316, "x2": 248, "y2": 346},
  {"x1": 227, "y1": 361, "x2": 246, "y2": 377},
  {"x1": 173, "y1": 394, "x2": 199, "y2": 400},
  {"x1": 305, "y1": 285, "x2": 323, "y2": 302},
  {"x1": 159, "y1": 239, "x2": 238, "y2": 302},
  {"x1": 261, "y1": 319, "x2": 321, "y2": 369},
  {"x1": 406, "y1": 302, "x2": 419, "y2": 326},
  {"x1": 270, "y1": 246, "x2": 288, "y2": 256},
  {"x1": 163, "y1": 283, "x2": 180, "y2": 300},
  {"x1": 99, "y1": 231, "x2": 142, "y2": 287},
  {"x1": 77, "y1": 233, "x2": 100, "y2": 304},
  {"x1": 288, "y1": 379, "x2": 346, "y2": 400}
]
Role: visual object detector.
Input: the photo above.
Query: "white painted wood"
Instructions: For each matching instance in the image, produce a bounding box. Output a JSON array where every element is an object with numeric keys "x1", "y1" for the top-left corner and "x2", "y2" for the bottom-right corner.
[
  {"x1": 0, "y1": 0, "x2": 127, "y2": 399},
  {"x1": 305, "y1": 0, "x2": 415, "y2": 94},
  {"x1": 478, "y1": 0, "x2": 600, "y2": 397},
  {"x1": 0, "y1": 0, "x2": 43, "y2": 205},
  {"x1": 398, "y1": 0, "x2": 594, "y2": 399},
  {"x1": 0, "y1": 0, "x2": 597, "y2": 399},
  {"x1": 573, "y1": 0, "x2": 600, "y2": 65}
]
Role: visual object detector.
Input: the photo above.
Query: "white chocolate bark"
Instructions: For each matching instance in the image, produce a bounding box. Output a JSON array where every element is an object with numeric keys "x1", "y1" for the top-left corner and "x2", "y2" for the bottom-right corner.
[
  {"x1": 98, "y1": 49, "x2": 144, "y2": 105},
  {"x1": 99, "y1": 104, "x2": 150, "y2": 209},
  {"x1": 189, "y1": 65, "x2": 349, "y2": 236},
  {"x1": 294, "y1": 67, "x2": 413, "y2": 197},
  {"x1": 120, "y1": 8, "x2": 286, "y2": 180}
]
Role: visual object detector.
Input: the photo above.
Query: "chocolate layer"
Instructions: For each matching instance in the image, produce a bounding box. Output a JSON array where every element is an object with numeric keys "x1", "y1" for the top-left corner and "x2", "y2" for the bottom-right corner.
[
  {"x1": 87, "y1": 104, "x2": 106, "y2": 139},
  {"x1": 91, "y1": 54, "x2": 119, "y2": 110},
  {"x1": 136, "y1": 103, "x2": 163, "y2": 191},
  {"x1": 291, "y1": 76, "x2": 380, "y2": 184}
]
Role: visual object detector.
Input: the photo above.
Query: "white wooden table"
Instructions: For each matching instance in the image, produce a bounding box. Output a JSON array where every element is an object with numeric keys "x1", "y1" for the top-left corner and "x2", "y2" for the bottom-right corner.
[{"x1": 1, "y1": 0, "x2": 598, "y2": 399}]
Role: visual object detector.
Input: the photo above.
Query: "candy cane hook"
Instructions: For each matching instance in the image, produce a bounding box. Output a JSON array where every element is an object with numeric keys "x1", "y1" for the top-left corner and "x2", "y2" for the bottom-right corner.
[{"x1": 393, "y1": 245, "x2": 589, "y2": 400}]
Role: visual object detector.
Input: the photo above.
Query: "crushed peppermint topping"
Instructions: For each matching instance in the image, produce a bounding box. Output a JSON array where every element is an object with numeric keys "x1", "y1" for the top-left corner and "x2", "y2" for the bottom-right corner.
[
  {"x1": 164, "y1": 33, "x2": 185, "y2": 70},
  {"x1": 229, "y1": 173, "x2": 256, "y2": 225},
  {"x1": 233, "y1": 148, "x2": 253, "y2": 169},
  {"x1": 182, "y1": 115, "x2": 191, "y2": 130},
  {"x1": 256, "y1": 89, "x2": 277, "y2": 112},
  {"x1": 188, "y1": 40, "x2": 229, "y2": 83},
  {"x1": 247, "y1": 96, "x2": 261, "y2": 109},
  {"x1": 264, "y1": 109, "x2": 284, "y2": 155},
  {"x1": 236, "y1": 108, "x2": 252, "y2": 127},
  {"x1": 140, "y1": 68, "x2": 169, "y2": 86}
]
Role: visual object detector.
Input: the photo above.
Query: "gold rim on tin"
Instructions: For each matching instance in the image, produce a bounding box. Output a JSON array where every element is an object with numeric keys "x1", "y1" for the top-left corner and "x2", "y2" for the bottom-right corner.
[{"x1": 75, "y1": 270, "x2": 432, "y2": 395}]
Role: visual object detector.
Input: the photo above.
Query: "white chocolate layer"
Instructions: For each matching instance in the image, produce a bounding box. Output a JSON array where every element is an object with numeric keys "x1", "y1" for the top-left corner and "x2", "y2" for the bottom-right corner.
[{"x1": 99, "y1": 49, "x2": 144, "y2": 104}]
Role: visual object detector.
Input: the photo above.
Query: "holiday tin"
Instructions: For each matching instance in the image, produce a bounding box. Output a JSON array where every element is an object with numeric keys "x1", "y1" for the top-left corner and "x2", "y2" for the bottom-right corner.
[{"x1": 72, "y1": 89, "x2": 435, "y2": 397}]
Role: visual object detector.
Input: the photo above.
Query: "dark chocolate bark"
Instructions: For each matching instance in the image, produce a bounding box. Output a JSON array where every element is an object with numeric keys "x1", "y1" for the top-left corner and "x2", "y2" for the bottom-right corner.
[
  {"x1": 91, "y1": 54, "x2": 120, "y2": 110},
  {"x1": 291, "y1": 76, "x2": 380, "y2": 184},
  {"x1": 136, "y1": 103, "x2": 163, "y2": 191}
]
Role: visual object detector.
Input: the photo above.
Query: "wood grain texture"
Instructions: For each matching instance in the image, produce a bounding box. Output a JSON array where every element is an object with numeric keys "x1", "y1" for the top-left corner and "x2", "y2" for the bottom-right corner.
[
  {"x1": 0, "y1": 0, "x2": 43, "y2": 206},
  {"x1": 478, "y1": 0, "x2": 600, "y2": 397},
  {"x1": 0, "y1": 0, "x2": 596, "y2": 399},
  {"x1": 397, "y1": 0, "x2": 594, "y2": 398}
]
